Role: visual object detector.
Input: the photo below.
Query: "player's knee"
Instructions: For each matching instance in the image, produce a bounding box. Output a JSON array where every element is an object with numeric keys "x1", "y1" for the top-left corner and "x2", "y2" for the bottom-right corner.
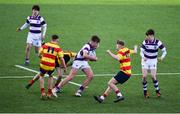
[
  {"x1": 151, "y1": 76, "x2": 157, "y2": 81},
  {"x1": 87, "y1": 76, "x2": 93, "y2": 81},
  {"x1": 39, "y1": 73, "x2": 44, "y2": 77},
  {"x1": 26, "y1": 46, "x2": 31, "y2": 51},
  {"x1": 142, "y1": 75, "x2": 147, "y2": 79},
  {"x1": 67, "y1": 76, "x2": 73, "y2": 81},
  {"x1": 108, "y1": 81, "x2": 113, "y2": 87}
]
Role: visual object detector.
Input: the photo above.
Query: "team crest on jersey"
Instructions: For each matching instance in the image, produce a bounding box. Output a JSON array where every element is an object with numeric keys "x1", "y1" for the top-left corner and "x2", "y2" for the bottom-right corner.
[
  {"x1": 154, "y1": 45, "x2": 158, "y2": 49},
  {"x1": 37, "y1": 20, "x2": 40, "y2": 24}
]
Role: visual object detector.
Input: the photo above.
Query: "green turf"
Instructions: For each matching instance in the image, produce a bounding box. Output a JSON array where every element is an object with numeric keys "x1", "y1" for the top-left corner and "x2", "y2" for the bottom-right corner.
[{"x1": 0, "y1": 0, "x2": 180, "y2": 113}]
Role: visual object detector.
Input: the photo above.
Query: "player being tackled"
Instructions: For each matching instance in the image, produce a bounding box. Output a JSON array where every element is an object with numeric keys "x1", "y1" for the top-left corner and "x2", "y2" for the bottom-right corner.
[{"x1": 25, "y1": 51, "x2": 76, "y2": 90}]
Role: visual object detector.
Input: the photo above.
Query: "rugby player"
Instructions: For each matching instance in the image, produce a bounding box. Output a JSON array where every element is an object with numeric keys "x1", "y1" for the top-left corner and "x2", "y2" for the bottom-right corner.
[
  {"x1": 140, "y1": 29, "x2": 167, "y2": 98},
  {"x1": 94, "y1": 40, "x2": 137, "y2": 103},
  {"x1": 37, "y1": 35, "x2": 66, "y2": 99},
  {"x1": 17, "y1": 5, "x2": 47, "y2": 65},
  {"x1": 52, "y1": 35, "x2": 100, "y2": 97}
]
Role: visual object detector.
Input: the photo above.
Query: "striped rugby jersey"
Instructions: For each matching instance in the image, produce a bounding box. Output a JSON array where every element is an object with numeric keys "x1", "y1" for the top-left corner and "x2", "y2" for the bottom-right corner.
[
  {"x1": 39, "y1": 42, "x2": 64, "y2": 71},
  {"x1": 117, "y1": 47, "x2": 135, "y2": 76},
  {"x1": 74, "y1": 43, "x2": 95, "y2": 61},
  {"x1": 26, "y1": 15, "x2": 46, "y2": 34},
  {"x1": 141, "y1": 38, "x2": 166, "y2": 59}
]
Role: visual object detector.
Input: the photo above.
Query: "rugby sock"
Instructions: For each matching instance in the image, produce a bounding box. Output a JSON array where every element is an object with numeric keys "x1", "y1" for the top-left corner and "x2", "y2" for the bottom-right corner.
[
  {"x1": 77, "y1": 86, "x2": 85, "y2": 93},
  {"x1": 29, "y1": 80, "x2": 35, "y2": 85},
  {"x1": 48, "y1": 88, "x2": 52, "y2": 95},
  {"x1": 115, "y1": 90, "x2": 122, "y2": 97},
  {"x1": 142, "y1": 81, "x2": 148, "y2": 95},
  {"x1": 56, "y1": 86, "x2": 61, "y2": 92},
  {"x1": 153, "y1": 80, "x2": 160, "y2": 92},
  {"x1": 41, "y1": 88, "x2": 45, "y2": 94},
  {"x1": 25, "y1": 58, "x2": 29, "y2": 62},
  {"x1": 100, "y1": 93, "x2": 107, "y2": 100}
]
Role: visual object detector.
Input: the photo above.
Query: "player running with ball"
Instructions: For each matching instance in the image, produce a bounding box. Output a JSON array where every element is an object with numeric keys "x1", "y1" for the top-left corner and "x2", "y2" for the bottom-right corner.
[
  {"x1": 94, "y1": 40, "x2": 137, "y2": 103},
  {"x1": 52, "y1": 35, "x2": 100, "y2": 97}
]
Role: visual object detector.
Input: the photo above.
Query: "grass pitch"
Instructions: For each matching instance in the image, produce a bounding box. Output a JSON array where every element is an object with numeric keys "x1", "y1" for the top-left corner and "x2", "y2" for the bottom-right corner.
[{"x1": 0, "y1": 0, "x2": 180, "y2": 113}]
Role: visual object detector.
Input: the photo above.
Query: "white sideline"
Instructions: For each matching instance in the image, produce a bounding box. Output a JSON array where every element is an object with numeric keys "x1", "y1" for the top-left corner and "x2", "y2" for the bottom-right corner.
[{"x1": 14, "y1": 65, "x2": 84, "y2": 88}]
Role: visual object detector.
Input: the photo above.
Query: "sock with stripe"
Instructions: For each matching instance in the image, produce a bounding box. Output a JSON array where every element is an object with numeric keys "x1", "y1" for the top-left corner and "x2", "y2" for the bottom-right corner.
[
  {"x1": 153, "y1": 80, "x2": 160, "y2": 93},
  {"x1": 115, "y1": 90, "x2": 122, "y2": 97},
  {"x1": 142, "y1": 81, "x2": 148, "y2": 95}
]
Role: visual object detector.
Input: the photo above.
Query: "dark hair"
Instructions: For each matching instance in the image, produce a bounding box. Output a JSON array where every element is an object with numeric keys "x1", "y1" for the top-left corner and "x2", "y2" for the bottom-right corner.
[
  {"x1": 32, "y1": 5, "x2": 40, "y2": 11},
  {"x1": 117, "y1": 40, "x2": 125, "y2": 46},
  {"x1": 91, "y1": 35, "x2": 100, "y2": 43},
  {"x1": 52, "y1": 35, "x2": 59, "y2": 40},
  {"x1": 146, "y1": 29, "x2": 155, "y2": 36}
]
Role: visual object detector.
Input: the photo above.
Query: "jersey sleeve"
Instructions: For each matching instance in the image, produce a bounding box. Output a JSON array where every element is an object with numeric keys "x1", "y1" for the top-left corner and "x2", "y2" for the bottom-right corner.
[
  {"x1": 26, "y1": 16, "x2": 30, "y2": 24},
  {"x1": 40, "y1": 17, "x2": 46, "y2": 25},
  {"x1": 141, "y1": 41, "x2": 146, "y2": 50},
  {"x1": 71, "y1": 52, "x2": 77, "y2": 57},
  {"x1": 83, "y1": 45, "x2": 90, "y2": 54},
  {"x1": 129, "y1": 49, "x2": 134, "y2": 54},
  {"x1": 158, "y1": 40, "x2": 165, "y2": 50},
  {"x1": 57, "y1": 48, "x2": 64, "y2": 58}
]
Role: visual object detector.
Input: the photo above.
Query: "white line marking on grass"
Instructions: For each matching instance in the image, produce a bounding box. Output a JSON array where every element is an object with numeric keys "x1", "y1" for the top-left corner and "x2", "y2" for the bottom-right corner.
[
  {"x1": 14, "y1": 65, "x2": 84, "y2": 88},
  {"x1": 1, "y1": 72, "x2": 180, "y2": 79},
  {"x1": 75, "y1": 72, "x2": 180, "y2": 77}
]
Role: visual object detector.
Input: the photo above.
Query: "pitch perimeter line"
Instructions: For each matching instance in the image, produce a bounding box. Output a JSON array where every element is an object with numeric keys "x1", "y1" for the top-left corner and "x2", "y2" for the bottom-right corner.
[{"x1": 14, "y1": 65, "x2": 85, "y2": 88}]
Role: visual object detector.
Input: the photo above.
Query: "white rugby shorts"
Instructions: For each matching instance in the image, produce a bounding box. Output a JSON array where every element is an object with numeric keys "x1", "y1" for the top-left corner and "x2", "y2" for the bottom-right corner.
[{"x1": 26, "y1": 32, "x2": 42, "y2": 47}]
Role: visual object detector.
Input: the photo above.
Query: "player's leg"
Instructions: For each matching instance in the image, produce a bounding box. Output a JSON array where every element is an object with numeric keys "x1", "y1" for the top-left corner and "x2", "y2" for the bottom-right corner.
[
  {"x1": 54, "y1": 67, "x2": 63, "y2": 87},
  {"x1": 47, "y1": 72, "x2": 54, "y2": 99},
  {"x1": 142, "y1": 68, "x2": 149, "y2": 98},
  {"x1": 94, "y1": 77, "x2": 124, "y2": 103},
  {"x1": 39, "y1": 71, "x2": 46, "y2": 99},
  {"x1": 150, "y1": 68, "x2": 161, "y2": 97},
  {"x1": 25, "y1": 33, "x2": 34, "y2": 65},
  {"x1": 75, "y1": 68, "x2": 94, "y2": 97},
  {"x1": 35, "y1": 46, "x2": 40, "y2": 54},
  {"x1": 52, "y1": 68, "x2": 78, "y2": 97},
  {"x1": 108, "y1": 78, "x2": 124, "y2": 102},
  {"x1": 25, "y1": 73, "x2": 40, "y2": 89},
  {"x1": 25, "y1": 43, "x2": 33, "y2": 65},
  {"x1": 94, "y1": 87, "x2": 112, "y2": 103},
  {"x1": 33, "y1": 38, "x2": 41, "y2": 55}
]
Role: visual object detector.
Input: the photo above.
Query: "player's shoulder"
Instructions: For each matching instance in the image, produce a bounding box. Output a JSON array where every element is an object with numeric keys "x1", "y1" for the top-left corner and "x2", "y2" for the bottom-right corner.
[
  {"x1": 118, "y1": 47, "x2": 130, "y2": 55},
  {"x1": 142, "y1": 39, "x2": 148, "y2": 44},
  {"x1": 83, "y1": 43, "x2": 91, "y2": 49},
  {"x1": 27, "y1": 16, "x2": 31, "y2": 20},
  {"x1": 155, "y1": 38, "x2": 163, "y2": 45},
  {"x1": 38, "y1": 15, "x2": 45, "y2": 21}
]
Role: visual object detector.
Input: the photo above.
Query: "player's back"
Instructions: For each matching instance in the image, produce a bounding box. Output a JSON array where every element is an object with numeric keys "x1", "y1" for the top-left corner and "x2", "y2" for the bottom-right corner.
[{"x1": 40, "y1": 42, "x2": 63, "y2": 70}]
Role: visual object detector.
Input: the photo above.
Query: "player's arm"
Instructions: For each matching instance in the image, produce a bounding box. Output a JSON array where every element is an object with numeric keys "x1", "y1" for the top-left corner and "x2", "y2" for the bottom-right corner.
[
  {"x1": 17, "y1": 17, "x2": 30, "y2": 32},
  {"x1": 129, "y1": 45, "x2": 138, "y2": 54},
  {"x1": 38, "y1": 47, "x2": 43, "y2": 58},
  {"x1": 158, "y1": 41, "x2": 167, "y2": 61},
  {"x1": 106, "y1": 50, "x2": 121, "y2": 61},
  {"x1": 58, "y1": 51, "x2": 67, "y2": 72},
  {"x1": 41, "y1": 17, "x2": 47, "y2": 40},
  {"x1": 66, "y1": 52, "x2": 77, "y2": 67},
  {"x1": 83, "y1": 50, "x2": 97, "y2": 61},
  {"x1": 140, "y1": 43, "x2": 147, "y2": 61}
]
